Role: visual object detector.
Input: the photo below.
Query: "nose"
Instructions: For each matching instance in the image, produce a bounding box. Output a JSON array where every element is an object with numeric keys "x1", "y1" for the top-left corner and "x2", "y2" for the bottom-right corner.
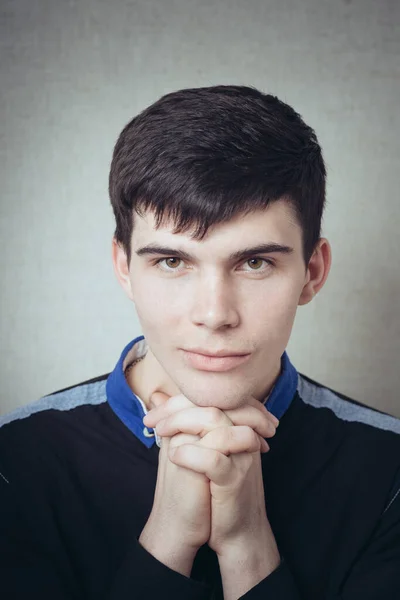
[{"x1": 189, "y1": 273, "x2": 240, "y2": 330}]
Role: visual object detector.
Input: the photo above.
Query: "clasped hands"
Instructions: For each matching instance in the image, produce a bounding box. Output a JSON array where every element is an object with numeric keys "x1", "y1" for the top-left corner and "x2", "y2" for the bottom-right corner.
[{"x1": 143, "y1": 391, "x2": 279, "y2": 558}]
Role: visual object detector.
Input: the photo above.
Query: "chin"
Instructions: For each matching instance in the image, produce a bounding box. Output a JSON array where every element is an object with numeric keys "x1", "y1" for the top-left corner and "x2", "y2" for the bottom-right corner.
[{"x1": 177, "y1": 378, "x2": 253, "y2": 410}]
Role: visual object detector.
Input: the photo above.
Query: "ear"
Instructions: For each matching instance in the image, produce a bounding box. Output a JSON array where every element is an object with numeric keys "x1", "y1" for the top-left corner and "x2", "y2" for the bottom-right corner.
[
  {"x1": 111, "y1": 237, "x2": 134, "y2": 301},
  {"x1": 298, "y1": 238, "x2": 332, "y2": 306}
]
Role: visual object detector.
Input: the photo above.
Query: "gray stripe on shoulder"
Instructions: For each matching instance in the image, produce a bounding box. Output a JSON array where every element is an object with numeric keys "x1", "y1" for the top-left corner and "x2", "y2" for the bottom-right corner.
[
  {"x1": 0, "y1": 379, "x2": 108, "y2": 429},
  {"x1": 297, "y1": 374, "x2": 400, "y2": 435}
]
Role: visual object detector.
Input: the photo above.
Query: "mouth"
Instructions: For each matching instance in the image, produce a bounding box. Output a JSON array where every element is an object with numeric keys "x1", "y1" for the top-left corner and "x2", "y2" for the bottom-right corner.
[{"x1": 181, "y1": 349, "x2": 251, "y2": 372}]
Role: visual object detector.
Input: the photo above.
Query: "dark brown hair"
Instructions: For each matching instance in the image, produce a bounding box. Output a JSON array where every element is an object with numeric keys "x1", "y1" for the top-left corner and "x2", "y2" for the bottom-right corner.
[{"x1": 109, "y1": 85, "x2": 326, "y2": 266}]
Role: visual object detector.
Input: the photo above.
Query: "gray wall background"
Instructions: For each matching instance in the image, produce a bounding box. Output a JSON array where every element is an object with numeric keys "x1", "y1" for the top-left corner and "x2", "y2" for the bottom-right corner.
[{"x1": 1, "y1": 0, "x2": 399, "y2": 417}]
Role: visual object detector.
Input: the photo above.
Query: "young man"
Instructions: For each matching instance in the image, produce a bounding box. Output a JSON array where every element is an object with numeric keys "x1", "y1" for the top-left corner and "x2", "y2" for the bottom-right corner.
[{"x1": 1, "y1": 85, "x2": 400, "y2": 600}]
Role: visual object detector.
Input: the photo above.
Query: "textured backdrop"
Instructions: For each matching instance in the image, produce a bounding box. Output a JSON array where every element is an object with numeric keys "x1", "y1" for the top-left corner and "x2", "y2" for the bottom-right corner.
[{"x1": 1, "y1": 0, "x2": 399, "y2": 416}]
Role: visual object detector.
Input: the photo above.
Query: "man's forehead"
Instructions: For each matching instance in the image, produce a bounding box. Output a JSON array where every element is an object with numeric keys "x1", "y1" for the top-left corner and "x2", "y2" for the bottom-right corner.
[{"x1": 132, "y1": 201, "x2": 300, "y2": 248}]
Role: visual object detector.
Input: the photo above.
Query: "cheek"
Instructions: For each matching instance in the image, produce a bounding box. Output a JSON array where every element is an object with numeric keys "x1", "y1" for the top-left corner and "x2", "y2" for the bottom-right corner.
[
  {"x1": 132, "y1": 276, "x2": 183, "y2": 329},
  {"x1": 251, "y1": 281, "x2": 300, "y2": 336},
  {"x1": 256, "y1": 277, "x2": 300, "y2": 312}
]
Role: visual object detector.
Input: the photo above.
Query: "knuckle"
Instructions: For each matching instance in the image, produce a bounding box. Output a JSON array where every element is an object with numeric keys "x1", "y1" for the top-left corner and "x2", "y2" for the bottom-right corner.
[
  {"x1": 221, "y1": 426, "x2": 234, "y2": 445},
  {"x1": 211, "y1": 450, "x2": 222, "y2": 469},
  {"x1": 262, "y1": 416, "x2": 275, "y2": 435},
  {"x1": 205, "y1": 406, "x2": 222, "y2": 423},
  {"x1": 241, "y1": 426, "x2": 258, "y2": 447},
  {"x1": 242, "y1": 424, "x2": 255, "y2": 438}
]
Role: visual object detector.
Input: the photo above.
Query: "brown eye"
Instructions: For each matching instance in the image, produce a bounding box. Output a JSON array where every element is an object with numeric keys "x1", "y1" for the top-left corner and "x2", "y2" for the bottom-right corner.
[
  {"x1": 247, "y1": 258, "x2": 264, "y2": 270},
  {"x1": 154, "y1": 257, "x2": 186, "y2": 273},
  {"x1": 165, "y1": 258, "x2": 181, "y2": 269}
]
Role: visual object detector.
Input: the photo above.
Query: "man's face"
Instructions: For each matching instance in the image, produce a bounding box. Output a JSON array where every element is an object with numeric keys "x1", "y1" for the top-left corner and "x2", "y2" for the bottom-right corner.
[{"x1": 126, "y1": 201, "x2": 310, "y2": 410}]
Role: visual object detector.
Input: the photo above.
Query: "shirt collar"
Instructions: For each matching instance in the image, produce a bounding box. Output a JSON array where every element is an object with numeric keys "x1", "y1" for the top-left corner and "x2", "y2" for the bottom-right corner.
[{"x1": 106, "y1": 335, "x2": 298, "y2": 448}]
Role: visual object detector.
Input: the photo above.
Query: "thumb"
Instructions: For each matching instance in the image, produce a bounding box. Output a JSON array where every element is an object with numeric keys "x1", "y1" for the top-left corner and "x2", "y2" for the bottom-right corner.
[{"x1": 149, "y1": 390, "x2": 170, "y2": 410}]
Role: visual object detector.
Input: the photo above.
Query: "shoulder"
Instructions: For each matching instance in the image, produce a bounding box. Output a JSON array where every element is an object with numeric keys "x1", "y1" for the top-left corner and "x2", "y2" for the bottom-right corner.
[
  {"x1": 297, "y1": 372, "x2": 400, "y2": 438},
  {"x1": 0, "y1": 374, "x2": 110, "y2": 483},
  {"x1": 295, "y1": 373, "x2": 400, "y2": 513},
  {"x1": 0, "y1": 373, "x2": 109, "y2": 430}
]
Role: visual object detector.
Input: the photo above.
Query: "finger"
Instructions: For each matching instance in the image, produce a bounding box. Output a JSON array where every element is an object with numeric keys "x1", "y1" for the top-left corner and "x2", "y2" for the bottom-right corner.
[
  {"x1": 198, "y1": 426, "x2": 269, "y2": 455},
  {"x1": 158, "y1": 433, "x2": 201, "y2": 462},
  {"x1": 168, "y1": 443, "x2": 232, "y2": 485},
  {"x1": 143, "y1": 393, "x2": 196, "y2": 427},
  {"x1": 154, "y1": 406, "x2": 232, "y2": 438},
  {"x1": 205, "y1": 405, "x2": 276, "y2": 439},
  {"x1": 169, "y1": 432, "x2": 201, "y2": 448},
  {"x1": 152, "y1": 403, "x2": 275, "y2": 440},
  {"x1": 148, "y1": 391, "x2": 170, "y2": 409},
  {"x1": 143, "y1": 392, "x2": 279, "y2": 437},
  {"x1": 230, "y1": 396, "x2": 280, "y2": 428}
]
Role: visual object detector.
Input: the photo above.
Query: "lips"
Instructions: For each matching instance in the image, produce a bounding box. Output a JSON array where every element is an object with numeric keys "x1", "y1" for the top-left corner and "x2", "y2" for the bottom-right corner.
[
  {"x1": 182, "y1": 349, "x2": 251, "y2": 372},
  {"x1": 184, "y1": 348, "x2": 249, "y2": 357}
]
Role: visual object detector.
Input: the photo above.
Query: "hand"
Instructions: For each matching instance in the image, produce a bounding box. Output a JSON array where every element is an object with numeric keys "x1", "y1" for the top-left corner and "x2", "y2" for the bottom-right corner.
[
  {"x1": 143, "y1": 393, "x2": 279, "y2": 557},
  {"x1": 139, "y1": 393, "x2": 211, "y2": 577}
]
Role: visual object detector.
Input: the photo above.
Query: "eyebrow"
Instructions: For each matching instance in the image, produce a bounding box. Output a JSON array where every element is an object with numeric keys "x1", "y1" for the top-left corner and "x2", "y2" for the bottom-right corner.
[{"x1": 135, "y1": 242, "x2": 294, "y2": 262}]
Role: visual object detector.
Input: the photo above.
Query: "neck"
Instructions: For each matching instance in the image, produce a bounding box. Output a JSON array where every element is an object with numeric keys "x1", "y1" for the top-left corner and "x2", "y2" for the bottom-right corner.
[{"x1": 126, "y1": 349, "x2": 181, "y2": 410}]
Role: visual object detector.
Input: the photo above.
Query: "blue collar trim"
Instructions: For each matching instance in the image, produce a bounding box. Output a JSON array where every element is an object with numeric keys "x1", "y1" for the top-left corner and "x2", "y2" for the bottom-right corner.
[{"x1": 106, "y1": 336, "x2": 298, "y2": 448}]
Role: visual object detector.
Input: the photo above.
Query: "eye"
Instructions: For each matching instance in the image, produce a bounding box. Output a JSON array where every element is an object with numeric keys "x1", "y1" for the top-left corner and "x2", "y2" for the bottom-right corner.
[
  {"x1": 246, "y1": 258, "x2": 264, "y2": 270},
  {"x1": 154, "y1": 257, "x2": 184, "y2": 271},
  {"x1": 244, "y1": 256, "x2": 275, "y2": 275},
  {"x1": 153, "y1": 256, "x2": 274, "y2": 273}
]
